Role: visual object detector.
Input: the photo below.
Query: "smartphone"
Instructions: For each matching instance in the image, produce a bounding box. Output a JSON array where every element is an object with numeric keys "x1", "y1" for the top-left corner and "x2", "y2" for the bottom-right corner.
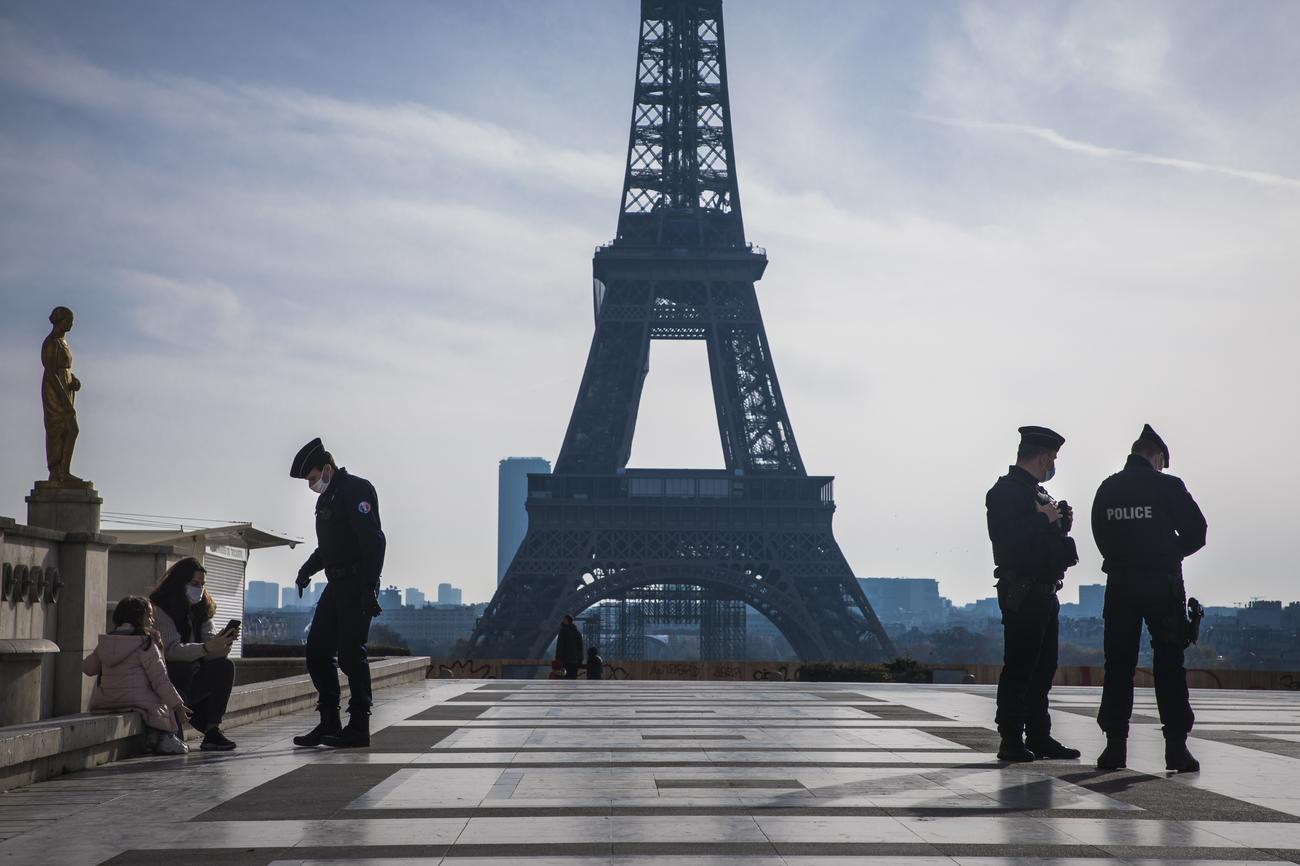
[{"x1": 222, "y1": 619, "x2": 241, "y2": 635}]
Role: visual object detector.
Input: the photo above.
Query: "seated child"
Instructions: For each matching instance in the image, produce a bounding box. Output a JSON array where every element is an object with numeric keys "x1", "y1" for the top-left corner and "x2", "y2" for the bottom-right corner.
[
  {"x1": 586, "y1": 646, "x2": 604, "y2": 680},
  {"x1": 82, "y1": 595, "x2": 191, "y2": 755}
]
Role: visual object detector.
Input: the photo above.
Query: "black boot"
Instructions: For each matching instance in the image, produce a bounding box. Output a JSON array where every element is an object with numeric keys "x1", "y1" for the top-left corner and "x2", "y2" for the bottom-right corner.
[
  {"x1": 1025, "y1": 735, "x2": 1081, "y2": 760},
  {"x1": 322, "y1": 712, "x2": 370, "y2": 749},
  {"x1": 1096, "y1": 735, "x2": 1127, "y2": 770},
  {"x1": 1165, "y1": 735, "x2": 1200, "y2": 773},
  {"x1": 293, "y1": 705, "x2": 341, "y2": 748},
  {"x1": 997, "y1": 735, "x2": 1036, "y2": 763}
]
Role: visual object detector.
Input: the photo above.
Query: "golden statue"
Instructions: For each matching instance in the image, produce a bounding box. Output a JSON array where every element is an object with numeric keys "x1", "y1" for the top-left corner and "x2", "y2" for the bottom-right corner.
[{"x1": 41, "y1": 306, "x2": 86, "y2": 487}]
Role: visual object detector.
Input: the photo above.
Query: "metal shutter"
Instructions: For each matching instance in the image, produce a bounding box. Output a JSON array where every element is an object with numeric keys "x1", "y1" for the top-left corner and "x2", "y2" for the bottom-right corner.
[{"x1": 201, "y1": 549, "x2": 246, "y2": 658}]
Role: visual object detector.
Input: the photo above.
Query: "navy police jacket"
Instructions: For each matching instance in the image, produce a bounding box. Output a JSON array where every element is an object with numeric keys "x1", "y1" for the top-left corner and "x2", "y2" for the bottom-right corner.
[
  {"x1": 986, "y1": 465, "x2": 1078, "y2": 583},
  {"x1": 299, "y1": 467, "x2": 386, "y2": 588},
  {"x1": 1090, "y1": 454, "x2": 1206, "y2": 576}
]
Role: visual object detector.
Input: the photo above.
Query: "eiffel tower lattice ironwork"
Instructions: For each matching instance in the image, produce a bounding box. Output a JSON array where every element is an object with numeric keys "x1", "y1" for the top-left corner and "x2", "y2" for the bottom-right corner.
[{"x1": 469, "y1": 0, "x2": 896, "y2": 662}]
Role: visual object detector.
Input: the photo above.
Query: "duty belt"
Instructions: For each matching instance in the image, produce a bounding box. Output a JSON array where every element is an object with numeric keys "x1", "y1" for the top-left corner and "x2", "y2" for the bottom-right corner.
[{"x1": 324, "y1": 563, "x2": 361, "y2": 580}]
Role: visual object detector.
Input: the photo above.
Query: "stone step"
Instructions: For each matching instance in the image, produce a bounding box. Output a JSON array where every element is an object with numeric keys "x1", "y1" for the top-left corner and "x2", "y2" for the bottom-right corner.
[{"x1": 0, "y1": 655, "x2": 429, "y2": 791}]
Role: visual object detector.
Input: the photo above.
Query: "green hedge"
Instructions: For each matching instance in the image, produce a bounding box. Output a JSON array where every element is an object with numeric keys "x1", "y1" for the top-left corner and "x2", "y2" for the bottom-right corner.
[{"x1": 796, "y1": 657, "x2": 931, "y2": 683}]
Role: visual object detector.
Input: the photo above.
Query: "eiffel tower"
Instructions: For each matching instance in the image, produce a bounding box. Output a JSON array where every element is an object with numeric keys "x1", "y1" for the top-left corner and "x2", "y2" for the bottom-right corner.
[{"x1": 469, "y1": 0, "x2": 896, "y2": 662}]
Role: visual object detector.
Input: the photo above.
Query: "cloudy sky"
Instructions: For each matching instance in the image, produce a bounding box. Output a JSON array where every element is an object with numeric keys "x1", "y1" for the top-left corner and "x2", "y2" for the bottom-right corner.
[{"x1": 1, "y1": 1, "x2": 1297, "y2": 610}]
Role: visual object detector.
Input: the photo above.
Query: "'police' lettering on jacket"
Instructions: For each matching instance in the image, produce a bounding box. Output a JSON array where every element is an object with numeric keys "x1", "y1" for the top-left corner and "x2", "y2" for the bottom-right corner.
[{"x1": 1106, "y1": 506, "x2": 1153, "y2": 520}]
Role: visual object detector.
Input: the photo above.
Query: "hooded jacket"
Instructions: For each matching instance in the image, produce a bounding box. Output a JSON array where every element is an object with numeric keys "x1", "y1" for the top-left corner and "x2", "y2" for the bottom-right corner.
[{"x1": 82, "y1": 627, "x2": 185, "y2": 731}]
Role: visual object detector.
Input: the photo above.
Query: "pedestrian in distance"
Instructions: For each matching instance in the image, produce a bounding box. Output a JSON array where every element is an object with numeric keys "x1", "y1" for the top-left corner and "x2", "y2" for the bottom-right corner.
[
  {"x1": 83, "y1": 595, "x2": 192, "y2": 755},
  {"x1": 1092, "y1": 424, "x2": 1208, "y2": 773},
  {"x1": 290, "y1": 437, "x2": 386, "y2": 749},
  {"x1": 556, "y1": 614, "x2": 584, "y2": 680},
  {"x1": 586, "y1": 645, "x2": 604, "y2": 680},
  {"x1": 985, "y1": 425, "x2": 1082, "y2": 763},
  {"x1": 151, "y1": 557, "x2": 238, "y2": 751}
]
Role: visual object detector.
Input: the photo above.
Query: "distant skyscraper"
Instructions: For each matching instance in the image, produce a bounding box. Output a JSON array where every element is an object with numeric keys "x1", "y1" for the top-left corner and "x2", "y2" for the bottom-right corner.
[
  {"x1": 1078, "y1": 584, "x2": 1105, "y2": 618},
  {"x1": 246, "y1": 580, "x2": 280, "y2": 611},
  {"x1": 406, "y1": 587, "x2": 426, "y2": 608},
  {"x1": 437, "y1": 582, "x2": 462, "y2": 606},
  {"x1": 281, "y1": 585, "x2": 299, "y2": 609},
  {"x1": 379, "y1": 585, "x2": 402, "y2": 611},
  {"x1": 498, "y1": 457, "x2": 551, "y2": 585}
]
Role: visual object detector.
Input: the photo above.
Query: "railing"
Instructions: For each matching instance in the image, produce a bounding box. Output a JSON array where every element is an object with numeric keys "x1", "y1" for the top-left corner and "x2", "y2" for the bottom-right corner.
[{"x1": 526, "y1": 471, "x2": 833, "y2": 505}]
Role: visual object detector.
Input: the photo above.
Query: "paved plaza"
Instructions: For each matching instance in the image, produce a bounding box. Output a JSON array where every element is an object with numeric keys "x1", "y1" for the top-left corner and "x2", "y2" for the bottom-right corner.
[{"x1": 5, "y1": 680, "x2": 1300, "y2": 864}]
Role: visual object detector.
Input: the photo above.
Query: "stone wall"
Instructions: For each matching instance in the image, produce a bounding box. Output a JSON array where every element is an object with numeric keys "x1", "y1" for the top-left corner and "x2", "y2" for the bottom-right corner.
[{"x1": 0, "y1": 518, "x2": 66, "y2": 723}]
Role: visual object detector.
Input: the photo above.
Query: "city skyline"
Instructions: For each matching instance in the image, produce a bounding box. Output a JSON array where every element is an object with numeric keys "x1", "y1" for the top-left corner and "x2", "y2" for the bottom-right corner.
[{"x1": 2, "y1": 2, "x2": 1297, "y2": 607}]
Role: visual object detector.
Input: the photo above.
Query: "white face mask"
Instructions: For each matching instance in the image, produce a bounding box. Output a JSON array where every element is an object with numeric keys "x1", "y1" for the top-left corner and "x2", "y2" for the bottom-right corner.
[
  {"x1": 185, "y1": 584, "x2": 204, "y2": 604},
  {"x1": 310, "y1": 468, "x2": 331, "y2": 494}
]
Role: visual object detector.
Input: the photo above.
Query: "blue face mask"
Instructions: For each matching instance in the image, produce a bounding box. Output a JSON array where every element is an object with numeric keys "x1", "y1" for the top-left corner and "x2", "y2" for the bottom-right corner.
[
  {"x1": 1044, "y1": 463, "x2": 1056, "y2": 482},
  {"x1": 186, "y1": 584, "x2": 204, "y2": 604}
]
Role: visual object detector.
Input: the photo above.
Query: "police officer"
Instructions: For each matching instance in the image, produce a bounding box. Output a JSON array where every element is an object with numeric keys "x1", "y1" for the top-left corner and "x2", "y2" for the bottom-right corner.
[
  {"x1": 1092, "y1": 425, "x2": 1207, "y2": 772},
  {"x1": 986, "y1": 426, "x2": 1081, "y2": 762},
  {"x1": 289, "y1": 438, "x2": 386, "y2": 749}
]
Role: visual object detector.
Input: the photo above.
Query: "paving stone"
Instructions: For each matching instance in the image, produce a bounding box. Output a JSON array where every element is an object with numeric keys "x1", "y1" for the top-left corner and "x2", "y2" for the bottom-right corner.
[{"x1": 6, "y1": 680, "x2": 1300, "y2": 865}]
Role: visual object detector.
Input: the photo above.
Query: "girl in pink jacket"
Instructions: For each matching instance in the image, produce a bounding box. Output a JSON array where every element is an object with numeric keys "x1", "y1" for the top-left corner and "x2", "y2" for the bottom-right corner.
[{"x1": 82, "y1": 595, "x2": 191, "y2": 755}]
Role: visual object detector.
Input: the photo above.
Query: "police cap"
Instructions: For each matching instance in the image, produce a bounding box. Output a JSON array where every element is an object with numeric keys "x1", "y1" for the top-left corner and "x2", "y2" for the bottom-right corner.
[
  {"x1": 290, "y1": 437, "x2": 328, "y2": 478},
  {"x1": 1137, "y1": 423, "x2": 1170, "y2": 466},
  {"x1": 1017, "y1": 425, "x2": 1065, "y2": 451}
]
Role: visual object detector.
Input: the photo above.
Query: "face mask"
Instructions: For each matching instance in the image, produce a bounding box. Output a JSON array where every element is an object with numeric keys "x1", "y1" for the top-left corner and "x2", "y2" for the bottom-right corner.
[
  {"x1": 1043, "y1": 462, "x2": 1056, "y2": 482},
  {"x1": 310, "y1": 467, "x2": 331, "y2": 494},
  {"x1": 185, "y1": 584, "x2": 204, "y2": 604}
]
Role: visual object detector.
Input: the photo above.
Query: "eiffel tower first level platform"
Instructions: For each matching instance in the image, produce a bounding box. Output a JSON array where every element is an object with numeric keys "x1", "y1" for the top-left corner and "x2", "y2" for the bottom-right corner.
[
  {"x1": 474, "y1": 470, "x2": 895, "y2": 660},
  {"x1": 469, "y1": 0, "x2": 896, "y2": 662}
]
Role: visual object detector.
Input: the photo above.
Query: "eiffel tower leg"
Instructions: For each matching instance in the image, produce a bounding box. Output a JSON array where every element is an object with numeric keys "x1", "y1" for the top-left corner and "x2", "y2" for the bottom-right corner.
[
  {"x1": 555, "y1": 320, "x2": 651, "y2": 475},
  {"x1": 751, "y1": 541, "x2": 898, "y2": 661},
  {"x1": 707, "y1": 315, "x2": 804, "y2": 475},
  {"x1": 469, "y1": 528, "x2": 589, "y2": 659}
]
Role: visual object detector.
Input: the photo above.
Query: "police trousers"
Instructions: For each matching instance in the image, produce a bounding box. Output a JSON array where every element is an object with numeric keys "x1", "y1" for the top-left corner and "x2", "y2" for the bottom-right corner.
[
  {"x1": 306, "y1": 579, "x2": 374, "y2": 715},
  {"x1": 1097, "y1": 574, "x2": 1194, "y2": 738},
  {"x1": 996, "y1": 587, "x2": 1059, "y2": 739}
]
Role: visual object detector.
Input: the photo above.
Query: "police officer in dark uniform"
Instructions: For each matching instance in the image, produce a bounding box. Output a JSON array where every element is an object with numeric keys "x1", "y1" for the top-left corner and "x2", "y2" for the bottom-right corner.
[
  {"x1": 986, "y1": 426, "x2": 1081, "y2": 762},
  {"x1": 1092, "y1": 424, "x2": 1207, "y2": 772},
  {"x1": 288, "y1": 438, "x2": 386, "y2": 749}
]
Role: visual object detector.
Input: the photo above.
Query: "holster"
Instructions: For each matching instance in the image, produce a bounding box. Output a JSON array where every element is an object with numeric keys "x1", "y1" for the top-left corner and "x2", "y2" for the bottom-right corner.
[
  {"x1": 996, "y1": 573, "x2": 1033, "y2": 614},
  {"x1": 324, "y1": 564, "x2": 382, "y2": 618},
  {"x1": 1185, "y1": 597, "x2": 1204, "y2": 647}
]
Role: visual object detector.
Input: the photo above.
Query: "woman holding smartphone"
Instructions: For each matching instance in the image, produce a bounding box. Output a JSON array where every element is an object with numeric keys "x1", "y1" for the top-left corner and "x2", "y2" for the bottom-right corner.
[{"x1": 150, "y1": 557, "x2": 238, "y2": 751}]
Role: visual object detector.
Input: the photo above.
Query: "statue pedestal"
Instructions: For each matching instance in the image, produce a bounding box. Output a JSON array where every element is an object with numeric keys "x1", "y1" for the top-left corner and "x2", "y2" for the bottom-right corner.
[
  {"x1": 26, "y1": 483, "x2": 101, "y2": 534},
  {"x1": 24, "y1": 482, "x2": 110, "y2": 715}
]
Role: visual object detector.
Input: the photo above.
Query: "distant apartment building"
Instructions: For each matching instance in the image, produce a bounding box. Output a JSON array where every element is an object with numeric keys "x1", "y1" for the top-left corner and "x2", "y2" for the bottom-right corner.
[
  {"x1": 1060, "y1": 583, "x2": 1106, "y2": 619},
  {"x1": 948, "y1": 596, "x2": 1000, "y2": 625},
  {"x1": 282, "y1": 582, "x2": 324, "y2": 609},
  {"x1": 498, "y1": 457, "x2": 551, "y2": 585},
  {"x1": 1079, "y1": 583, "x2": 1105, "y2": 618},
  {"x1": 436, "y1": 582, "x2": 462, "y2": 606},
  {"x1": 857, "y1": 578, "x2": 947, "y2": 627},
  {"x1": 379, "y1": 585, "x2": 402, "y2": 611},
  {"x1": 406, "y1": 587, "x2": 426, "y2": 609},
  {"x1": 245, "y1": 580, "x2": 280, "y2": 611}
]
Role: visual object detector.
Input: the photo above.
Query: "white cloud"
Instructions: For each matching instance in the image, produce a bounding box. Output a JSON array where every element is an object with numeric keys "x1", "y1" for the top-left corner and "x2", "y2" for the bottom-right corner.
[
  {"x1": 923, "y1": 116, "x2": 1300, "y2": 191},
  {"x1": 116, "y1": 271, "x2": 250, "y2": 347}
]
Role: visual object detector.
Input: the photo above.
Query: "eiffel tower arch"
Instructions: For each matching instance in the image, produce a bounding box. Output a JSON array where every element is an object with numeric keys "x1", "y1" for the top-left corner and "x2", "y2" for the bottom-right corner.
[{"x1": 469, "y1": 0, "x2": 896, "y2": 662}]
